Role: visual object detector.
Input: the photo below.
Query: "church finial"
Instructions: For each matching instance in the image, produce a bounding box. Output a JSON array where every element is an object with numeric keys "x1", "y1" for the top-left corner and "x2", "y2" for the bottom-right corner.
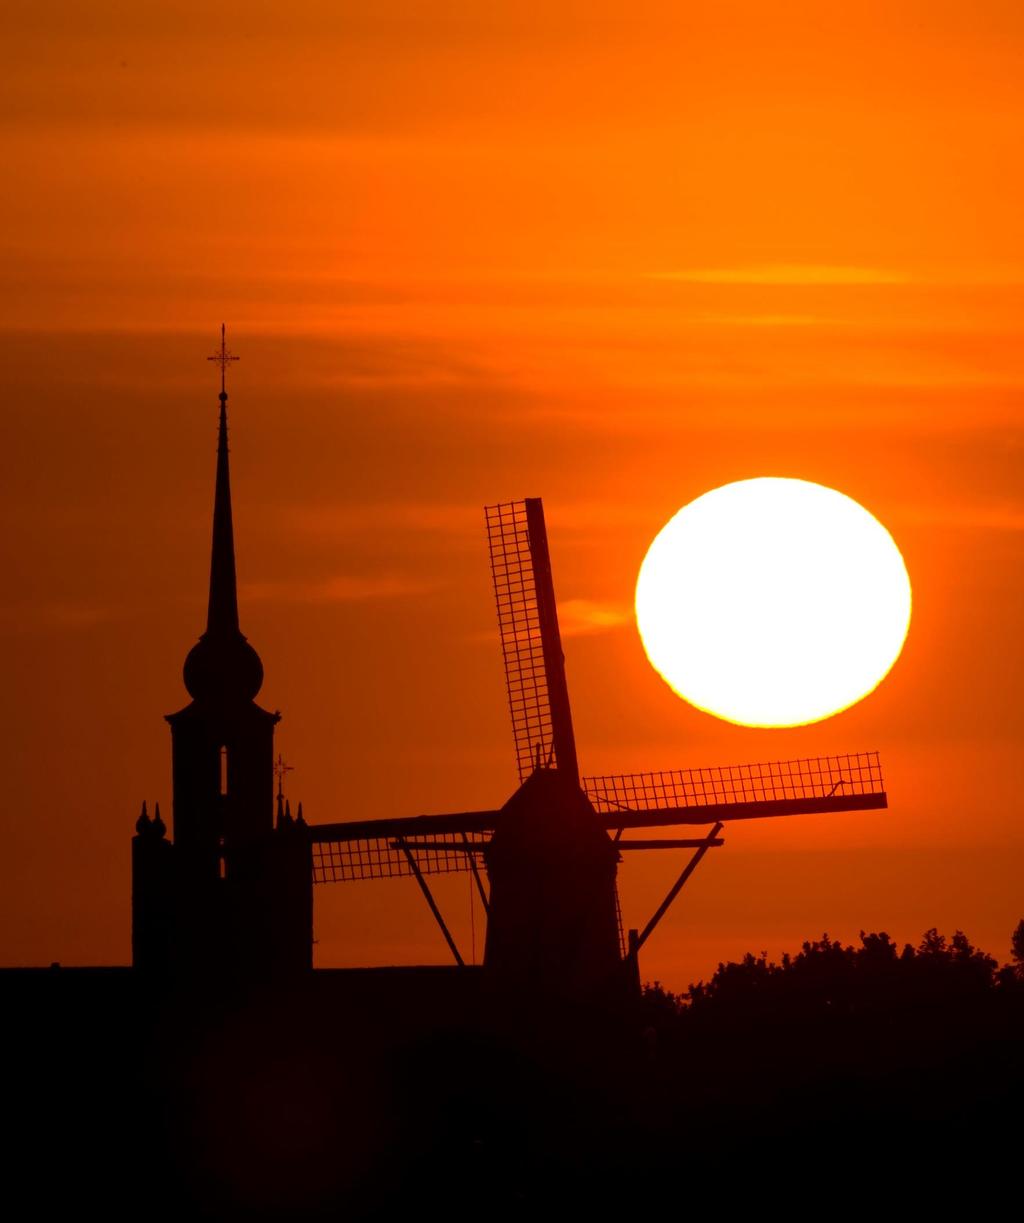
[
  {"x1": 207, "y1": 322, "x2": 239, "y2": 400},
  {"x1": 206, "y1": 326, "x2": 241, "y2": 637},
  {"x1": 274, "y1": 755, "x2": 294, "y2": 827},
  {"x1": 182, "y1": 327, "x2": 264, "y2": 704}
]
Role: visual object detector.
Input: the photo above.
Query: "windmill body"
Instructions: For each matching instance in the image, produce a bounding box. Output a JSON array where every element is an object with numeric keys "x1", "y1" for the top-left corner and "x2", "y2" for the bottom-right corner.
[{"x1": 484, "y1": 768, "x2": 621, "y2": 1000}]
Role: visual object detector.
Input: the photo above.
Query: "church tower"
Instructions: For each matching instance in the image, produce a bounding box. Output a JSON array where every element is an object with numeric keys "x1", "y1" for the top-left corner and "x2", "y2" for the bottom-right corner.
[{"x1": 132, "y1": 329, "x2": 312, "y2": 979}]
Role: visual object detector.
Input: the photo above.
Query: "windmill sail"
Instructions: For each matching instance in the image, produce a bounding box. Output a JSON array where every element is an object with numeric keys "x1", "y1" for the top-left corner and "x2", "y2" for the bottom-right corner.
[
  {"x1": 310, "y1": 813, "x2": 493, "y2": 882},
  {"x1": 485, "y1": 498, "x2": 579, "y2": 785},
  {"x1": 307, "y1": 752, "x2": 885, "y2": 882},
  {"x1": 584, "y1": 751, "x2": 886, "y2": 826}
]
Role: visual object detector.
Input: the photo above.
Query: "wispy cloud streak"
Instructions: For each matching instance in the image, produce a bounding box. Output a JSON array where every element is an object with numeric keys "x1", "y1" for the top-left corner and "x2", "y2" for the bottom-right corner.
[
  {"x1": 653, "y1": 265, "x2": 910, "y2": 286},
  {"x1": 241, "y1": 574, "x2": 434, "y2": 605}
]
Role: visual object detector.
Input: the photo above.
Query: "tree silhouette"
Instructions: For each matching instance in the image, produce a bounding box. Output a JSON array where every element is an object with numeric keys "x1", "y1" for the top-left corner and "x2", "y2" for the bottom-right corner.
[
  {"x1": 644, "y1": 922, "x2": 1018, "y2": 1031},
  {"x1": 1012, "y1": 918, "x2": 1024, "y2": 979}
]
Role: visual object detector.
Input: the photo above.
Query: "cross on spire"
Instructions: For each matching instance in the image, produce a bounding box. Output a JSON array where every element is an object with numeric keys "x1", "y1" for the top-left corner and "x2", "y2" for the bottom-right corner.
[
  {"x1": 274, "y1": 753, "x2": 294, "y2": 801},
  {"x1": 207, "y1": 323, "x2": 239, "y2": 397}
]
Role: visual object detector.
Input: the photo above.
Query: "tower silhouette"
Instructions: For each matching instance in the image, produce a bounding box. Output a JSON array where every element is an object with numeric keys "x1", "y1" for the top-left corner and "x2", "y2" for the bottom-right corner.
[{"x1": 132, "y1": 330, "x2": 311, "y2": 979}]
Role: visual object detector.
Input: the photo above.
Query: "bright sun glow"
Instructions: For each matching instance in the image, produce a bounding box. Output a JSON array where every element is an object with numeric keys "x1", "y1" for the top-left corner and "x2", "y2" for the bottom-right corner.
[{"x1": 635, "y1": 478, "x2": 912, "y2": 727}]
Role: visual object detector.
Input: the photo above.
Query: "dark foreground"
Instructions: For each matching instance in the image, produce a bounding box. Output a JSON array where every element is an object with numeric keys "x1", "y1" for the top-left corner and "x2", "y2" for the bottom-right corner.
[{"x1": 5, "y1": 938, "x2": 1022, "y2": 1219}]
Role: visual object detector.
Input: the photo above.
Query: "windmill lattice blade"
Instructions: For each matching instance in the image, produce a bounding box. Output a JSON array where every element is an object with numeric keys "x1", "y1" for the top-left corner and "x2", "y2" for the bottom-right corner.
[
  {"x1": 486, "y1": 499, "x2": 578, "y2": 783},
  {"x1": 312, "y1": 831, "x2": 491, "y2": 883},
  {"x1": 486, "y1": 500, "x2": 552, "y2": 781},
  {"x1": 309, "y1": 810, "x2": 496, "y2": 883},
  {"x1": 584, "y1": 751, "x2": 886, "y2": 825}
]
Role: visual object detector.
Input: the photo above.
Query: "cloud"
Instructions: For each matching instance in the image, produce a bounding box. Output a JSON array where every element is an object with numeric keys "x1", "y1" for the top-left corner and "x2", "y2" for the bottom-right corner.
[
  {"x1": 285, "y1": 498, "x2": 662, "y2": 554},
  {"x1": 542, "y1": 500, "x2": 663, "y2": 534},
  {"x1": 470, "y1": 598, "x2": 632, "y2": 646},
  {"x1": 697, "y1": 314, "x2": 821, "y2": 327},
  {"x1": 241, "y1": 574, "x2": 434, "y2": 605},
  {"x1": 653, "y1": 265, "x2": 910, "y2": 286},
  {"x1": 0, "y1": 600, "x2": 125, "y2": 632},
  {"x1": 285, "y1": 502, "x2": 478, "y2": 539},
  {"x1": 893, "y1": 501, "x2": 1024, "y2": 533},
  {"x1": 557, "y1": 598, "x2": 632, "y2": 638}
]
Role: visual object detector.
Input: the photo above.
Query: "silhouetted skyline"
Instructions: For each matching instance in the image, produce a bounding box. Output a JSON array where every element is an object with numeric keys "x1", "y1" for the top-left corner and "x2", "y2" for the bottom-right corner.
[
  {"x1": 1, "y1": 5, "x2": 1022, "y2": 990},
  {"x1": 132, "y1": 382, "x2": 893, "y2": 993}
]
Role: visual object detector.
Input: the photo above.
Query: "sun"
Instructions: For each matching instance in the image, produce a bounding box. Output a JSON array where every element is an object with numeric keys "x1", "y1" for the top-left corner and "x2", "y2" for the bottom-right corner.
[{"x1": 635, "y1": 478, "x2": 912, "y2": 727}]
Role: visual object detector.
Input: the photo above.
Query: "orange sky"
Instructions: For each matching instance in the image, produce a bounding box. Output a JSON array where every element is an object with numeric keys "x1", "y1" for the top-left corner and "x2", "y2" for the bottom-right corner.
[{"x1": 1, "y1": 2, "x2": 1022, "y2": 987}]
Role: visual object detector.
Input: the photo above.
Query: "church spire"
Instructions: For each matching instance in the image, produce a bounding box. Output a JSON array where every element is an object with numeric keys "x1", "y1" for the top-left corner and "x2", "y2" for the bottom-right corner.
[
  {"x1": 207, "y1": 393, "x2": 240, "y2": 636},
  {"x1": 182, "y1": 326, "x2": 263, "y2": 705}
]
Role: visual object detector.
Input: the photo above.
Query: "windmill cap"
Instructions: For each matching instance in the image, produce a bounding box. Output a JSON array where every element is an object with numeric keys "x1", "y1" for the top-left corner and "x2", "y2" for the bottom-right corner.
[{"x1": 488, "y1": 768, "x2": 616, "y2": 868}]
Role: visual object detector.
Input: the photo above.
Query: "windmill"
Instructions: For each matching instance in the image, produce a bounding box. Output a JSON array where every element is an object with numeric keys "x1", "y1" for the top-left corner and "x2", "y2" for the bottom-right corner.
[{"x1": 306, "y1": 499, "x2": 887, "y2": 1000}]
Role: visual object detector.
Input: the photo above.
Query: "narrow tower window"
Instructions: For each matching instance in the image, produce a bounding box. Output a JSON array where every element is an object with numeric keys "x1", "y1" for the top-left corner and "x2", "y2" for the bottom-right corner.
[{"x1": 219, "y1": 745, "x2": 228, "y2": 796}]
